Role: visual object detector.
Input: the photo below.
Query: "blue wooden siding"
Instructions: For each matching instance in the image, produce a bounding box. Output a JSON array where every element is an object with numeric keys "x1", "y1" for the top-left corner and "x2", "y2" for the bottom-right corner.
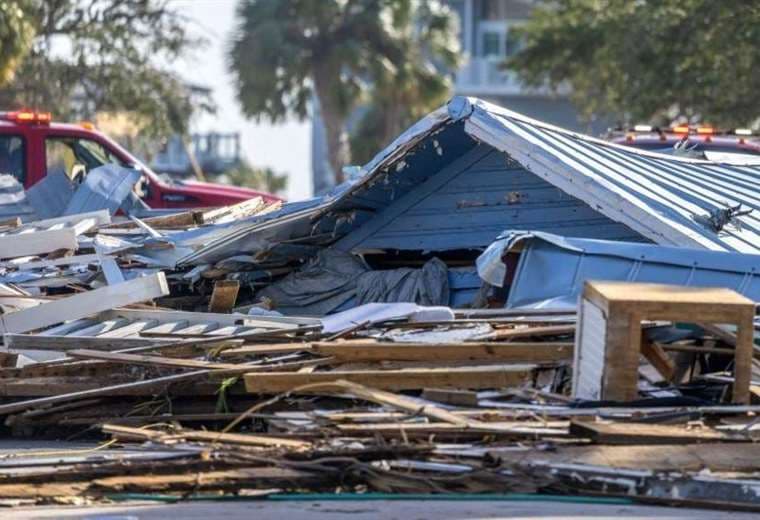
[{"x1": 336, "y1": 143, "x2": 646, "y2": 252}]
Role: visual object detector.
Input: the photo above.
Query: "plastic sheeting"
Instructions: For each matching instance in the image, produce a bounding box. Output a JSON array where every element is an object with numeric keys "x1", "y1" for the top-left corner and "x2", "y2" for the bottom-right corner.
[
  {"x1": 321, "y1": 302, "x2": 454, "y2": 334},
  {"x1": 256, "y1": 249, "x2": 367, "y2": 316},
  {"x1": 257, "y1": 248, "x2": 451, "y2": 316},
  {"x1": 356, "y1": 257, "x2": 449, "y2": 306}
]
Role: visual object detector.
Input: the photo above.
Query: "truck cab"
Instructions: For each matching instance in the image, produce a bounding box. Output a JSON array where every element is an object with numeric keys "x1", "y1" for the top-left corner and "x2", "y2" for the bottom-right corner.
[{"x1": 0, "y1": 110, "x2": 282, "y2": 209}]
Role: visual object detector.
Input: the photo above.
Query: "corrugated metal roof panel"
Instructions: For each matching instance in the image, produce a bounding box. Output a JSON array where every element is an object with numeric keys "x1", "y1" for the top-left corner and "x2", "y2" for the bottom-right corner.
[
  {"x1": 463, "y1": 98, "x2": 760, "y2": 253},
  {"x1": 476, "y1": 230, "x2": 760, "y2": 310}
]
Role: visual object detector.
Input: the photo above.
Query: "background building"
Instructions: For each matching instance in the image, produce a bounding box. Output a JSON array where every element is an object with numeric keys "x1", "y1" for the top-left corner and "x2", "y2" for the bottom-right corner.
[{"x1": 312, "y1": 0, "x2": 610, "y2": 196}]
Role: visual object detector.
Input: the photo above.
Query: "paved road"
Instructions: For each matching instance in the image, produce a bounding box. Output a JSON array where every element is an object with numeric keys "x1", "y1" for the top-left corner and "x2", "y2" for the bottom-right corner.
[{"x1": 7, "y1": 499, "x2": 759, "y2": 519}]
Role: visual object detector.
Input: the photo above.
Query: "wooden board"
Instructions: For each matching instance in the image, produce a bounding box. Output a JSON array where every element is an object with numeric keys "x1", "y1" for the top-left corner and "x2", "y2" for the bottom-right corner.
[
  {"x1": 244, "y1": 365, "x2": 535, "y2": 393},
  {"x1": 509, "y1": 443, "x2": 760, "y2": 472},
  {"x1": 208, "y1": 280, "x2": 240, "y2": 313},
  {"x1": 0, "y1": 228, "x2": 78, "y2": 259},
  {"x1": 0, "y1": 273, "x2": 170, "y2": 334},
  {"x1": 569, "y1": 419, "x2": 746, "y2": 444},
  {"x1": 311, "y1": 341, "x2": 573, "y2": 362},
  {"x1": 67, "y1": 349, "x2": 249, "y2": 371},
  {"x1": 478, "y1": 324, "x2": 575, "y2": 341},
  {"x1": 3, "y1": 334, "x2": 160, "y2": 351}
]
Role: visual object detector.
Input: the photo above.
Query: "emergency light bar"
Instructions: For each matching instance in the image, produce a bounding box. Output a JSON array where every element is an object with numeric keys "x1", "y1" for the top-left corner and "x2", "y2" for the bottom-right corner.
[{"x1": 0, "y1": 110, "x2": 52, "y2": 125}]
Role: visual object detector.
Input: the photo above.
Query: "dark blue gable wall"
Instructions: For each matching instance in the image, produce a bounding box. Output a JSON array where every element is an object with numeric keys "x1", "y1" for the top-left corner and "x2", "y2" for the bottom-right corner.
[{"x1": 336, "y1": 143, "x2": 646, "y2": 253}]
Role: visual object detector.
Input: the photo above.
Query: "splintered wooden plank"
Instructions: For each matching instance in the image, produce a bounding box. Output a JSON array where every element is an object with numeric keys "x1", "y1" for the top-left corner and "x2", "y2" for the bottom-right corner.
[
  {"x1": 219, "y1": 343, "x2": 311, "y2": 357},
  {"x1": 517, "y1": 443, "x2": 760, "y2": 472},
  {"x1": 569, "y1": 419, "x2": 745, "y2": 444},
  {"x1": 0, "y1": 228, "x2": 78, "y2": 259},
  {"x1": 208, "y1": 280, "x2": 240, "y2": 313},
  {"x1": 66, "y1": 349, "x2": 246, "y2": 371},
  {"x1": 310, "y1": 341, "x2": 573, "y2": 363},
  {"x1": 477, "y1": 324, "x2": 576, "y2": 341},
  {"x1": 0, "y1": 273, "x2": 170, "y2": 334},
  {"x1": 244, "y1": 365, "x2": 535, "y2": 393},
  {"x1": 103, "y1": 424, "x2": 310, "y2": 449},
  {"x1": 3, "y1": 334, "x2": 159, "y2": 351}
]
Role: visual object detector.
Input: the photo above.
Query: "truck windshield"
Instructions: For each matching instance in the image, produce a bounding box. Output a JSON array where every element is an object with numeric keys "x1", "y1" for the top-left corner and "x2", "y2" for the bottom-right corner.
[{"x1": 46, "y1": 136, "x2": 130, "y2": 181}]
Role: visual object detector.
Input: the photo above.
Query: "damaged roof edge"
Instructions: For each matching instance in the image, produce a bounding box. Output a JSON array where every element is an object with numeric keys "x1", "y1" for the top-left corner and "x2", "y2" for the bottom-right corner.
[
  {"x1": 461, "y1": 99, "x2": 760, "y2": 253},
  {"x1": 311, "y1": 97, "x2": 474, "y2": 221},
  {"x1": 477, "y1": 230, "x2": 760, "y2": 310}
]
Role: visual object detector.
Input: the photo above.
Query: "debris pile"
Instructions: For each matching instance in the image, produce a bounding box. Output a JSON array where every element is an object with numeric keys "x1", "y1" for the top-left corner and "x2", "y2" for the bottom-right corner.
[{"x1": 1, "y1": 96, "x2": 760, "y2": 511}]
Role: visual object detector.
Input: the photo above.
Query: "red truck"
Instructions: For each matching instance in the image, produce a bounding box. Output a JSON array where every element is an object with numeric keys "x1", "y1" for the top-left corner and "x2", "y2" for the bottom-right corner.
[{"x1": 0, "y1": 110, "x2": 282, "y2": 209}]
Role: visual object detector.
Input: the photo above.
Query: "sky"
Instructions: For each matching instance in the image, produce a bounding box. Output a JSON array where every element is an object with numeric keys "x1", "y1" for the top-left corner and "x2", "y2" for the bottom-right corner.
[{"x1": 169, "y1": 0, "x2": 312, "y2": 201}]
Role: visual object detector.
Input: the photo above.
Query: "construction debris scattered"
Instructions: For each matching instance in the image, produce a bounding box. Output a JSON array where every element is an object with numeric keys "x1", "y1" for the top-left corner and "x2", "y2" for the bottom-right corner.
[{"x1": 2, "y1": 97, "x2": 760, "y2": 512}]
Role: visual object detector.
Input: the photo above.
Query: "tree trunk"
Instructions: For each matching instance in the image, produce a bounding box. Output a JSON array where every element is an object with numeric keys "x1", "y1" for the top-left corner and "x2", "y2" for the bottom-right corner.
[{"x1": 313, "y1": 65, "x2": 350, "y2": 186}]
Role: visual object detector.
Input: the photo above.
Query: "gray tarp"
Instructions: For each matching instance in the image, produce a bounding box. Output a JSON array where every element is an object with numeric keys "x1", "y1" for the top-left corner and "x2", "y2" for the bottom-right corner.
[
  {"x1": 356, "y1": 257, "x2": 449, "y2": 306},
  {"x1": 257, "y1": 248, "x2": 450, "y2": 316}
]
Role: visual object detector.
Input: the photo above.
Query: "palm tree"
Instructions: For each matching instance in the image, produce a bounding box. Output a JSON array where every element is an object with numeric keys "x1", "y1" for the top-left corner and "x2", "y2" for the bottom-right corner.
[{"x1": 228, "y1": 0, "x2": 459, "y2": 185}]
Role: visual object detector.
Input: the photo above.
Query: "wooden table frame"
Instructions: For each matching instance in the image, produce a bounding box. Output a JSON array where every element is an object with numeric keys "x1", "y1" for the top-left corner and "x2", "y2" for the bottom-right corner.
[{"x1": 580, "y1": 281, "x2": 755, "y2": 404}]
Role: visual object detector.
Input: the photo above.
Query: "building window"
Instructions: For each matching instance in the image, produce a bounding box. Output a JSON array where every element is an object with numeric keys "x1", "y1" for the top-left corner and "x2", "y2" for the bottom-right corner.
[
  {"x1": 482, "y1": 30, "x2": 502, "y2": 57},
  {"x1": 478, "y1": 20, "x2": 522, "y2": 59}
]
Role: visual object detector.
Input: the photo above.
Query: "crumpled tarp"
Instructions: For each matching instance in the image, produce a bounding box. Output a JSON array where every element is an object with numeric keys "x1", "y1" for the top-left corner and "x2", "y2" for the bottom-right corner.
[
  {"x1": 257, "y1": 248, "x2": 450, "y2": 316},
  {"x1": 356, "y1": 257, "x2": 449, "y2": 307},
  {"x1": 256, "y1": 249, "x2": 367, "y2": 316}
]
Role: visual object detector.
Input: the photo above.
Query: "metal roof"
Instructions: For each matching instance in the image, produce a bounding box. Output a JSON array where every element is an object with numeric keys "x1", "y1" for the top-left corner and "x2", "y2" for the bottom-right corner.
[{"x1": 462, "y1": 98, "x2": 760, "y2": 253}]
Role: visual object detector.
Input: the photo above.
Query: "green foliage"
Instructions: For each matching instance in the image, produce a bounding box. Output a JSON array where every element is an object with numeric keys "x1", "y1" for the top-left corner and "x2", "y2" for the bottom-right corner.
[
  {"x1": 221, "y1": 160, "x2": 288, "y2": 195},
  {"x1": 508, "y1": 0, "x2": 760, "y2": 127},
  {"x1": 228, "y1": 0, "x2": 459, "y2": 182},
  {"x1": 0, "y1": 0, "x2": 34, "y2": 85},
  {"x1": 0, "y1": 0, "x2": 206, "y2": 137},
  {"x1": 350, "y1": 1, "x2": 461, "y2": 164}
]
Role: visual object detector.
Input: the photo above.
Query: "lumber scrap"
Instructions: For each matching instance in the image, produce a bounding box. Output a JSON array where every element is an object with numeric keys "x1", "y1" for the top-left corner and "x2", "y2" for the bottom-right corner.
[
  {"x1": 3, "y1": 334, "x2": 159, "y2": 351},
  {"x1": 244, "y1": 365, "x2": 535, "y2": 393},
  {"x1": 569, "y1": 419, "x2": 748, "y2": 444},
  {"x1": 510, "y1": 443, "x2": 760, "y2": 472},
  {"x1": 0, "y1": 227, "x2": 78, "y2": 259},
  {"x1": 208, "y1": 280, "x2": 240, "y2": 313},
  {"x1": 304, "y1": 380, "x2": 471, "y2": 426},
  {"x1": 310, "y1": 341, "x2": 573, "y2": 362},
  {"x1": 475, "y1": 324, "x2": 575, "y2": 341},
  {"x1": 67, "y1": 349, "x2": 251, "y2": 371},
  {"x1": 0, "y1": 272, "x2": 170, "y2": 334},
  {"x1": 640, "y1": 338, "x2": 676, "y2": 381},
  {"x1": 103, "y1": 424, "x2": 310, "y2": 449}
]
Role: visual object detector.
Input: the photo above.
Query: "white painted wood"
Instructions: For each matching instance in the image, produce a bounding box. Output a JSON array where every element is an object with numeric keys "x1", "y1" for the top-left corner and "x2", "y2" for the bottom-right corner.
[
  {"x1": 17, "y1": 210, "x2": 111, "y2": 231},
  {"x1": 13, "y1": 254, "x2": 100, "y2": 271},
  {"x1": 0, "y1": 272, "x2": 170, "y2": 334},
  {"x1": 0, "y1": 228, "x2": 79, "y2": 259},
  {"x1": 573, "y1": 298, "x2": 607, "y2": 400},
  {"x1": 98, "y1": 308, "x2": 307, "y2": 329}
]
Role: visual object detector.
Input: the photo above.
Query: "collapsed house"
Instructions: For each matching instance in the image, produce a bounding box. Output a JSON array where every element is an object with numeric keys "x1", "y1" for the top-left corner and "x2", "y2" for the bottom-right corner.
[
  {"x1": 1, "y1": 98, "x2": 760, "y2": 510},
  {"x1": 244, "y1": 96, "x2": 760, "y2": 313}
]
